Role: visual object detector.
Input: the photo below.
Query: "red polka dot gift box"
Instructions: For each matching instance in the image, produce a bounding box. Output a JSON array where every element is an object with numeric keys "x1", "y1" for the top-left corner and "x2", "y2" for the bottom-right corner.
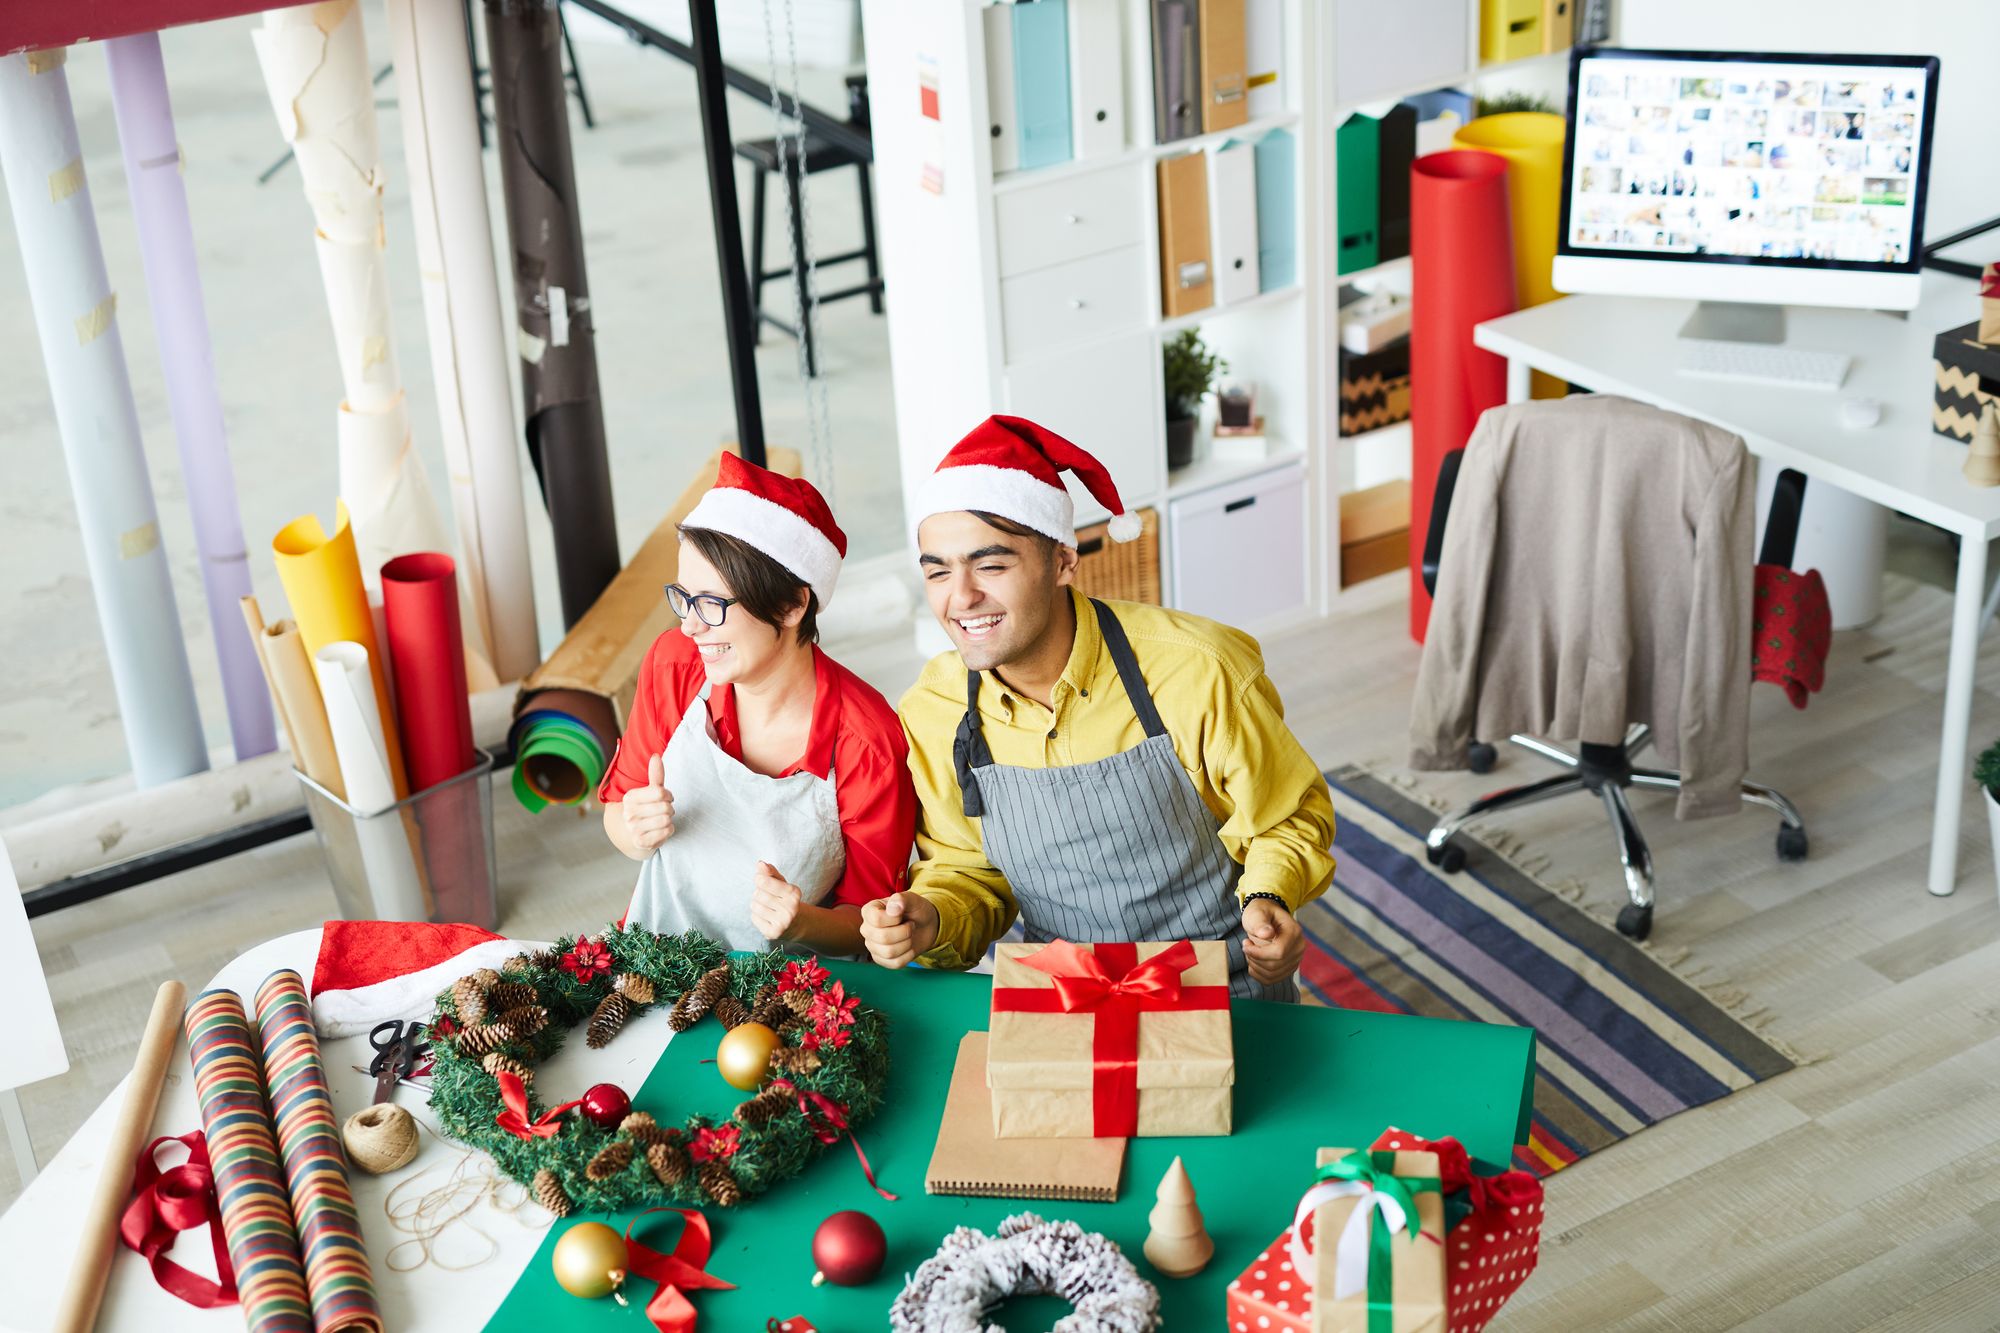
[{"x1": 1373, "y1": 1127, "x2": 1545, "y2": 1333}]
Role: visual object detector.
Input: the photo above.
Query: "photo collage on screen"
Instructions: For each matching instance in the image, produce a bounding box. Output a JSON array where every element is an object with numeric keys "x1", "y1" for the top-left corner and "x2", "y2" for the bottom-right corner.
[{"x1": 1569, "y1": 58, "x2": 1926, "y2": 263}]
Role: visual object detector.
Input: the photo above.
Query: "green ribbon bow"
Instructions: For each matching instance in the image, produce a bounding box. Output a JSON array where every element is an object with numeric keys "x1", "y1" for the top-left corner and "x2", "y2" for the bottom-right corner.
[{"x1": 1311, "y1": 1149, "x2": 1442, "y2": 1333}]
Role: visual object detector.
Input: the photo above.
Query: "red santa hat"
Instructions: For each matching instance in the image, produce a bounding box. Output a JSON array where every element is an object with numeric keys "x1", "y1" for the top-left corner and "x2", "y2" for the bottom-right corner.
[
  {"x1": 912, "y1": 415, "x2": 1142, "y2": 548},
  {"x1": 310, "y1": 920, "x2": 535, "y2": 1038},
  {"x1": 680, "y1": 452, "x2": 848, "y2": 608}
]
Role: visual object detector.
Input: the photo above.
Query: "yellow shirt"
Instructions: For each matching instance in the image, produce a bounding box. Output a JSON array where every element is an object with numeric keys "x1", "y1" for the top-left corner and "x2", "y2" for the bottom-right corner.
[{"x1": 898, "y1": 589, "x2": 1336, "y2": 968}]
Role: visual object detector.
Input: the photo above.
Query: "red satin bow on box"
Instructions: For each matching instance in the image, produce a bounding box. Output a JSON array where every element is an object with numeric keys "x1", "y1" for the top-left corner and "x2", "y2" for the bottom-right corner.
[
  {"x1": 119, "y1": 1131, "x2": 238, "y2": 1309},
  {"x1": 495, "y1": 1070, "x2": 583, "y2": 1139},
  {"x1": 619, "y1": 1206, "x2": 735, "y2": 1333},
  {"x1": 991, "y1": 939, "x2": 1229, "y2": 1137}
]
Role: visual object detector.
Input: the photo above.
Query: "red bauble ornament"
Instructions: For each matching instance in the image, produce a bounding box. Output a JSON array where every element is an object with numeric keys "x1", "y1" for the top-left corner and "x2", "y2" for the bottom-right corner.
[
  {"x1": 811, "y1": 1210, "x2": 886, "y2": 1287},
  {"x1": 578, "y1": 1082, "x2": 631, "y2": 1129}
]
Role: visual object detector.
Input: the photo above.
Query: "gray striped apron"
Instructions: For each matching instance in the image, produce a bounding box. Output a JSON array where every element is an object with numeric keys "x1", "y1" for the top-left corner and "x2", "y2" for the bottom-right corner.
[{"x1": 954, "y1": 599, "x2": 1298, "y2": 1002}]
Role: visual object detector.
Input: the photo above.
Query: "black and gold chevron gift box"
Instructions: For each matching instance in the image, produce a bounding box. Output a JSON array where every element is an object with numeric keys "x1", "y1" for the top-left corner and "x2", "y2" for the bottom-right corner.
[
  {"x1": 1340, "y1": 334, "x2": 1412, "y2": 437},
  {"x1": 1933, "y1": 321, "x2": 2000, "y2": 442}
]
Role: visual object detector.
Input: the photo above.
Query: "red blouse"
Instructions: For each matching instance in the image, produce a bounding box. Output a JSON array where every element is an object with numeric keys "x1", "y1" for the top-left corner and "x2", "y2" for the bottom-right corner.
[{"x1": 597, "y1": 630, "x2": 916, "y2": 907}]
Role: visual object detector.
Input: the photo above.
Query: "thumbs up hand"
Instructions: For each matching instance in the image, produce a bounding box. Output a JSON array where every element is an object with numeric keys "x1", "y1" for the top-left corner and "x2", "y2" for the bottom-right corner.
[{"x1": 621, "y1": 752, "x2": 676, "y2": 853}]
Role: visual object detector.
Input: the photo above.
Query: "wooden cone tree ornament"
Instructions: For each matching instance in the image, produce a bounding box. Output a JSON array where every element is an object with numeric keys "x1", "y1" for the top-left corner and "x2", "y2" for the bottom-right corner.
[
  {"x1": 1142, "y1": 1155, "x2": 1213, "y2": 1278},
  {"x1": 1966, "y1": 403, "x2": 2000, "y2": 487}
]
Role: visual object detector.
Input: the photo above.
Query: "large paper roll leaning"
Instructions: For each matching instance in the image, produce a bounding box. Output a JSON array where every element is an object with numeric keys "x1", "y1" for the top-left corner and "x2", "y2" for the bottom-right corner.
[
  {"x1": 1452, "y1": 111, "x2": 1567, "y2": 400},
  {"x1": 185, "y1": 988, "x2": 314, "y2": 1333},
  {"x1": 1410, "y1": 150, "x2": 1516, "y2": 642}
]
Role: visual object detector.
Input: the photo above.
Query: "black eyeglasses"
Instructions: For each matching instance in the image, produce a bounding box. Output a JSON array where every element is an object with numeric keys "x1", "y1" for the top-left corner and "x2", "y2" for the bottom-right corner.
[{"x1": 665, "y1": 583, "x2": 738, "y2": 627}]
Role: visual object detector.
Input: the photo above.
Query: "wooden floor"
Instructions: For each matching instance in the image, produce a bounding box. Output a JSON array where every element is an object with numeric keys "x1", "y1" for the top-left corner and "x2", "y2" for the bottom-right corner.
[{"x1": 13, "y1": 572, "x2": 2000, "y2": 1328}]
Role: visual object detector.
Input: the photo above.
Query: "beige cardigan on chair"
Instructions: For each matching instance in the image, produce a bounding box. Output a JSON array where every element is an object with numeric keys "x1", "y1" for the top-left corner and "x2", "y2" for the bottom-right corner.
[{"x1": 1408, "y1": 396, "x2": 1755, "y2": 819}]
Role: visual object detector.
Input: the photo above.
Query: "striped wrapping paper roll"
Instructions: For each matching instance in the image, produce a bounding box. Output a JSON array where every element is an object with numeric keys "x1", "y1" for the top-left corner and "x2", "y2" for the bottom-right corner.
[
  {"x1": 253, "y1": 970, "x2": 382, "y2": 1333},
  {"x1": 184, "y1": 988, "x2": 314, "y2": 1333}
]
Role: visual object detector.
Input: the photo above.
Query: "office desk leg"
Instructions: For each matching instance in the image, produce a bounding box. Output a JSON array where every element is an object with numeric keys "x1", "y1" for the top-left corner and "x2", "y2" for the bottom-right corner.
[
  {"x1": 1507, "y1": 355, "x2": 1531, "y2": 405},
  {"x1": 1931, "y1": 533, "x2": 1987, "y2": 896}
]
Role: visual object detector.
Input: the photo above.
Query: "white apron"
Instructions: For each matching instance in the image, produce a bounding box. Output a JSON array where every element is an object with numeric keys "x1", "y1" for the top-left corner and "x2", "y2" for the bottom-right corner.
[{"x1": 624, "y1": 685, "x2": 845, "y2": 951}]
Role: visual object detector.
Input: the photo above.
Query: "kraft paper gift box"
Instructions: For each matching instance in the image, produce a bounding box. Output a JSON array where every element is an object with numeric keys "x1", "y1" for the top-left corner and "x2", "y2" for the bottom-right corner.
[
  {"x1": 986, "y1": 939, "x2": 1233, "y2": 1139},
  {"x1": 1373, "y1": 1127, "x2": 1544, "y2": 1333}
]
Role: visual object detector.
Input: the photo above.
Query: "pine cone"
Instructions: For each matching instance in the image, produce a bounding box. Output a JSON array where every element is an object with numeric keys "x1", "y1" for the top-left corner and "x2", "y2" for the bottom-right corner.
[
  {"x1": 587, "y1": 992, "x2": 633, "y2": 1049},
  {"x1": 526, "y1": 947, "x2": 563, "y2": 970},
  {"x1": 468, "y1": 967, "x2": 502, "y2": 990},
  {"x1": 749, "y1": 986, "x2": 790, "y2": 1029},
  {"x1": 768, "y1": 1045, "x2": 823, "y2": 1076},
  {"x1": 735, "y1": 1084, "x2": 792, "y2": 1129},
  {"x1": 780, "y1": 987, "x2": 814, "y2": 1017},
  {"x1": 619, "y1": 1112, "x2": 673, "y2": 1147},
  {"x1": 646, "y1": 1140, "x2": 691, "y2": 1187},
  {"x1": 492, "y1": 1004, "x2": 547, "y2": 1038},
  {"x1": 450, "y1": 974, "x2": 490, "y2": 1025},
  {"x1": 614, "y1": 973, "x2": 656, "y2": 1005},
  {"x1": 712, "y1": 995, "x2": 752, "y2": 1029},
  {"x1": 457, "y1": 1022, "x2": 514, "y2": 1057},
  {"x1": 586, "y1": 1141, "x2": 634, "y2": 1182},
  {"x1": 668, "y1": 965, "x2": 732, "y2": 1031},
  {"x1": 481, "y1": 1052, "x2": 533, "y2": 1085},
  {"x1": 488, "y1": 982, "x2": 538, "y2": 1011},
  {"x1": 698, "y1": 1160, "x2": 742, "y2": 1207},
  {"x1": 532, "y1": 1168, "x2": 571, "y2": 1217}
]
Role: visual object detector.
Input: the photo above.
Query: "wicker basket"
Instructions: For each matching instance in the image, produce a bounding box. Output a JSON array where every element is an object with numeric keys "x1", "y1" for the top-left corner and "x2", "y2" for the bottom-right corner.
[{"x1": 1071, "y1": 507, "x2": 1161, "y2": 605}]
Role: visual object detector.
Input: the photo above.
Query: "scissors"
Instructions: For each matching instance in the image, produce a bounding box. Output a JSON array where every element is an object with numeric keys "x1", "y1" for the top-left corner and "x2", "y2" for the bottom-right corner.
[{"x1": 367, "y1": 1018, "x2": 430, "y2": 1105}]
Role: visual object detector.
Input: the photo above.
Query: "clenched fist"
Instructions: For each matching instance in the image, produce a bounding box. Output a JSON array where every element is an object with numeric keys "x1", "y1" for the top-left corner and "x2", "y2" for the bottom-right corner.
[
  {"x1": 621, "y1": 752, "x2": 676, "y2": 853},
  {"x1": 749, "y1": 861, "x2": 804, "y2": 941},
  {"x1": 859, "y1": 891, "x2": 941, "y2": 969},
  {"x1": 1241, "y1": 896, "x2": 1305, "y2": 986}
]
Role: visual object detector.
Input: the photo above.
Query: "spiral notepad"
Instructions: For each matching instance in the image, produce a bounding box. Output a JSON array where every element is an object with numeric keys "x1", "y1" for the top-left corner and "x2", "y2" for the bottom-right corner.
[{"x1": 924, "y1": 1032, "x2": 1126, "y2": 1202}]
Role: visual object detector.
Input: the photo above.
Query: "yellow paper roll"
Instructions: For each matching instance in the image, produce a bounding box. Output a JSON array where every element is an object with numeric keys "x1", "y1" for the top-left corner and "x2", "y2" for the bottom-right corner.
[
  {"x1": 1453, "y1": 112, "x2": 1568, "y2": 397},
  {"x1": 273, "y1": 502, "x2": 408, "y2": 798}
]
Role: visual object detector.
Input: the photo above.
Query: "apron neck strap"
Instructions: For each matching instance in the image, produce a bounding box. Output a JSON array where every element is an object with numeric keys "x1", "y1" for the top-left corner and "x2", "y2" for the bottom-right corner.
[
  {"x1": 954, "y1": 666, "x2": 993, "y2": 818},
  {"x1": 1089, "y1": 599, "x2": 1168, "y2": 741}
]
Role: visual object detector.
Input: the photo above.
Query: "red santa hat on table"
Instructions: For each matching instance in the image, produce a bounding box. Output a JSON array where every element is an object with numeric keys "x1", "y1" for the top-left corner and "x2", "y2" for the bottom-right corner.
[
  {"x1": 310, "y1": 920, "x2": 536, "y2": 1038},
  {"x1": 911, "y1": 415, "x2": 1142, "y2": 548},
  {"x1": 681, "y1": 452, "x2": 848, "y2": 608}
]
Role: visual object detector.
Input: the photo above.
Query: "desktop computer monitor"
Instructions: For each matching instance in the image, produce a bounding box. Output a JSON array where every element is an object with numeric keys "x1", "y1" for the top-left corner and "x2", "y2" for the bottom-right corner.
[{"x1": 1553, "y1": 48, "x2": 1940, "y2": 344}]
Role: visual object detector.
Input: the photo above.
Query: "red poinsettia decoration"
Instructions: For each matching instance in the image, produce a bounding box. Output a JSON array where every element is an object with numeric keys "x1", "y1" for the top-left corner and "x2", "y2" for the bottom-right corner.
[
  {"x1": 777, "y1": 958, "x2": 829, "y2": 995},
  {"x1": 430, "y1": 1014, "x2": 460, "y2": 1039},
  {"x1": 560, "y1": 936, "x2": 613, "y2": 983},
  {"x1": 801, "y1": 980, "x2": 860, "y2": 1052},
  {"x1": 689, "y1": 1124, "x2": 741, "y2": 1163}
]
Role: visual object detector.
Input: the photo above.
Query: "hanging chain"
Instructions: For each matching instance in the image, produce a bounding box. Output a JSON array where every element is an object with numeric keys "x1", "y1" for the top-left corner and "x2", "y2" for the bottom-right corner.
[{"x1": 758, "y1": 0, "x2": 837, "y2": 504}]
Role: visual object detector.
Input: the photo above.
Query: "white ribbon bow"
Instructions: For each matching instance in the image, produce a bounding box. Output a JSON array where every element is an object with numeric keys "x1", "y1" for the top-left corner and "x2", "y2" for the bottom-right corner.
[{"x1": 1288, "y1": 1179, "x2": 1411, "y2": 1301}]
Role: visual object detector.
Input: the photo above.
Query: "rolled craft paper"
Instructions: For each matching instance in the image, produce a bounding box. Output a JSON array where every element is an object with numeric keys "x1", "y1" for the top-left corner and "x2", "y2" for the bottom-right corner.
[
  {"x1": 1410, "y1": 150, "x2": 1515, "y2": 642},
  {"x1": 263, "y1": 618, "x2": 347, "y2": 801},
  {"x1": 382, "y1": 552, "x2": 476, "y2": 792},
  {"x1": 508, "y1": 687, "x2": 616, "y2": 812},
  {"x1": 314, "y1": 642, "x2": 428, "y2": 919},
  {"x1": 1452, "y1": 111, "x2": 1567, "y2": 401}
]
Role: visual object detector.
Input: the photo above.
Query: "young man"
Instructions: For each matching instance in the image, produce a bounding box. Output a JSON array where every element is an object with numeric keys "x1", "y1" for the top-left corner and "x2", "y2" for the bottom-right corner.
[{"x1": 859, "y1": 416, "x2": 1335, "y2": 1000}]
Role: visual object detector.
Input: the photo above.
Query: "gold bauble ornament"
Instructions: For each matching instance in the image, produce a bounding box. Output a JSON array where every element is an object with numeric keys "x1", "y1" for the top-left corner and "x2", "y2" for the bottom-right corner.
[
  {"x1": 716, "y1": 1020, "x2": 781, "y2": 1090},
  {"x1": 552, "y1": 1221, "x2": 629, "y2": 1299}
]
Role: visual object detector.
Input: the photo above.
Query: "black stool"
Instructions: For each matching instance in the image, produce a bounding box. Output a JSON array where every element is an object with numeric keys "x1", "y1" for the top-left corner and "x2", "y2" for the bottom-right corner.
[{"x1": 734, "y1": 73, "x2": 883, "y2": 378}]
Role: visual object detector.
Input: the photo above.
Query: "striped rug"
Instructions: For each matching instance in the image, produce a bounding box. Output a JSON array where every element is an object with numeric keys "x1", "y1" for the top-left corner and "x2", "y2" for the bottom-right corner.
[{"x1": 1303, "y1": 766, "x2": 1795, "y2": 1178}]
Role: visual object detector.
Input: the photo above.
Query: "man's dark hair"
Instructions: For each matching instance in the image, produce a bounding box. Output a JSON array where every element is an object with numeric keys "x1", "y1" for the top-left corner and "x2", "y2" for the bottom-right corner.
[
  {"x1": 678, "y1": 526, "x2": 819, "y2": 644},
  {"x1": 967, "y1": 510, "x2": 1061, "y2": 558}
]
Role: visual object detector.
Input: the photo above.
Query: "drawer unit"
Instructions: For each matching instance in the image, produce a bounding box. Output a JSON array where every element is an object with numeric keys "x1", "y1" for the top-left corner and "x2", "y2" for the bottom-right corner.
[
  {"x1": 994, "y1": 161, "x2": 1148, "y2": 279},
  {"x1": 1167, "y1": 461, "x2": 1307, "y2": 628},
  {"x1": 1004, "y1": 332, "x2": 1163, "y2": 521},
  {"x1": 999, "y1": 244, "x2": 1151, "y2": 364}
]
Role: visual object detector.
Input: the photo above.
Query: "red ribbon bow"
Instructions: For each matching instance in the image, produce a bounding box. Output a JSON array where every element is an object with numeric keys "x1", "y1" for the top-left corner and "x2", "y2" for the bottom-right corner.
[
  {"x1": 495, "y1": 1071, "x2": 582, "y2": 1139},
  {"x1": 770, "y1": 1078, "x2": 898, "y2": 1201},
  {"x1": 992, "y1": 940, "x2": 1229, "y2": 1137},
  {"x1": 1466, "y1": 1167, "x2": 1543, "y2": 1216},
  {"x1": 620, "y1": 1206, "x2": 736, "y2": 1333},
  {"x1": 118, "y1": 1132, "x2": 238, "y2": 1309}
]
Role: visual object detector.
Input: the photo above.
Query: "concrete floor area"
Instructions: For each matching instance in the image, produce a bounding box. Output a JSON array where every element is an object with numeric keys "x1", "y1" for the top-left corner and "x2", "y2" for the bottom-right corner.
[{"x1": 0, "y1": 3, "x2": 900, "y2": 807}]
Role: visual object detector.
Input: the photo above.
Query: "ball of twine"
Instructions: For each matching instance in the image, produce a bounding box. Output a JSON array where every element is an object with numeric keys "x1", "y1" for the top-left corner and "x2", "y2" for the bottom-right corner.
[{"x1": 344, "y1": 1103, "x2": 421, "y2": 1175}]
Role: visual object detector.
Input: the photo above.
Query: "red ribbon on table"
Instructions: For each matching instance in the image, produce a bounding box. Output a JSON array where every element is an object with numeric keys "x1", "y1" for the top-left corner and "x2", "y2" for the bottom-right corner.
[
  {"x1": 990, "y1": 940, "x2": 1229, "y2": 1137},
  {"x1": 767, "y1": 1319, "x2": 819, "y2": 1332},
  {"x1": 769, "y1": 1078, "x2": 898, "y2": 1202},
  {"x1": 619, "y1": 1206, "x2": 736, "y2": 1333},
  {"x1": 118, "y1": 1131, "x2": 238, "y2": 1309},
  {"x1": 494, "y1": 1071, "x2": 583, "y2": 1139}
]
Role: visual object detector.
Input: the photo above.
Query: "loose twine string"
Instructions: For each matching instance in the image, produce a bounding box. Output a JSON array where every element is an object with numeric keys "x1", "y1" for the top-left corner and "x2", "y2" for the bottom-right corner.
[{"x1": 379, "y1": 1117, "x2": 548, "y2": 1274}]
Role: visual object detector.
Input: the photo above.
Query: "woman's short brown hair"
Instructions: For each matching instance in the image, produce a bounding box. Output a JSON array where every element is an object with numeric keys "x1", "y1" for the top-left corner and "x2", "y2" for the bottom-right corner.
[{"x1": 678, "y1": 526, "x2": 820, "y2": 644}]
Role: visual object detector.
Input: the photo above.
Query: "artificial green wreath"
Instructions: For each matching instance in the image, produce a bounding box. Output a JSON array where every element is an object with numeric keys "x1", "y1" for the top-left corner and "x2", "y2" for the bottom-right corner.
[{"x1": 425, "y1": 926, "x2": 889, "y2": 1214}]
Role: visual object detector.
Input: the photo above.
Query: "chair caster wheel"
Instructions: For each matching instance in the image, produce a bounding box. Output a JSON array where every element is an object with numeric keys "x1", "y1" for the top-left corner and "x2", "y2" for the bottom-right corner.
[
  {"x1": 1468, "y1": 742, "x2": 1498, "y2": 775},
  {"x1": 1616, "y1": 904, "x2": 1653, "y2": 940},
  {"x1": 1426, "y1": 840, "x2": 1466, "y2": 874},
  {"x1": 1776, "y1": 825, "x2": 1809, "y2": 863}
]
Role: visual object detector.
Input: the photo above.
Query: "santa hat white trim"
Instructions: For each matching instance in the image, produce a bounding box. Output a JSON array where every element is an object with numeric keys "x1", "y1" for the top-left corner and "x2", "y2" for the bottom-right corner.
[
  {"x1": 312, "y1": 938, "x2": 532, "y2": 1039},
  {"x1": 912, "y1": 462, "x2": 1078, "y2": 547},
  {"x1": 682, "y1": 485, "x2": 843, "y2": 608}
]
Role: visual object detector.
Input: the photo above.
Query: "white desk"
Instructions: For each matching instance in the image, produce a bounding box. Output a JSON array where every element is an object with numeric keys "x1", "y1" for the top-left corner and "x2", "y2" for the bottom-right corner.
[{"x1": 1473, "y1": 274, "x2": 2000, "y2": 898}]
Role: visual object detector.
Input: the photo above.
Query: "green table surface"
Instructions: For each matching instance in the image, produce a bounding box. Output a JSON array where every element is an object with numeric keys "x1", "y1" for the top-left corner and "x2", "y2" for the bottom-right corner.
[{"x1": 489, "y1": 960, "x2": 1536, "y2": 1330}]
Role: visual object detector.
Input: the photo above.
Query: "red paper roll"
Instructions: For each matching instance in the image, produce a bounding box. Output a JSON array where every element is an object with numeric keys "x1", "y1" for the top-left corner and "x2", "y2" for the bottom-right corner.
[
  {"x1": 381, "y1": 552, "x2": 475, "y2": 792},
  {"x1": 1410, "y1": 150, "x2": 1516, "y2": 642}
]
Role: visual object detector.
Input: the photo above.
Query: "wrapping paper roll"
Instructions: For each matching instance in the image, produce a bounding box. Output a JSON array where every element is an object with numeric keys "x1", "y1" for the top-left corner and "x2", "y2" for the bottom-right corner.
[
  {"x1": 383, "y1": 0, "x2": 541, "y2": 683},
  {"x1": 508, "y1": 688, "x2": 614, "y2": 812},
  {"x1": 314, "y1": 643, "x2": 429, "y2": 919},
  {"x1": 261, "y1": 616, "x2": 347, "y2": 802},
  {"x1": 486, "y1": 0, "x2": 621, "y2": 629},
  {"x1": 1410, "y1": 150, "x2": 1516, "y2": 642},
  {"x1": 253, "y1": 970, "x2": 381, "y2": 1333},
  {"x1": 0, "y1": 51, "x2": 208, "y2": 787},
  {"x1": 274, "y1": 505, "x2": 408, "y2": 799},
  {"x1": 382, "y1": 552, "x2": 475, "y2": 791},
  {"x1": 106, "y1": 33, "x2": 275, "y2": 764},
  {"x1": 1452, "y1": 112, "x2": 1567, "y2": 401},
  {"x1": 184, "y1": 988, "x2": 314, "y2": 1333}
]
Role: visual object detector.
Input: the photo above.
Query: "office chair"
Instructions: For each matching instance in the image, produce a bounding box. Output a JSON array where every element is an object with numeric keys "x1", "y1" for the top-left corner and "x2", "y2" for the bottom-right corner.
[{"x1": 1418, "y1": 422, "x2": 1809, "y2": 942}]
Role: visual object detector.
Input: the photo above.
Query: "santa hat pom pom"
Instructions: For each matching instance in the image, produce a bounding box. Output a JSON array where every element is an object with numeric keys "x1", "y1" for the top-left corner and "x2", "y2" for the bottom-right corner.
[{"x1": 1107, "y1": 510, "x2": 1143, "y2": 543}]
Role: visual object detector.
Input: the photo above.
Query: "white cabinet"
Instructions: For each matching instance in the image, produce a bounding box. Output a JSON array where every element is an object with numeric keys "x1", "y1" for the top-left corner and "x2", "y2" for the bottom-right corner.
[
  {"x1": 1167, "y1": 461, "x2": 1307, "y2": 628},
  {"x1": 995, "y1": 162, "x2": 1148, "y2": 278},
  {"x1": 1005, "y1": 332, "x2": 1162, "y2": 524},
  {"x1": 999, "y1": 245, "x2": 1152, "y2": 363}
]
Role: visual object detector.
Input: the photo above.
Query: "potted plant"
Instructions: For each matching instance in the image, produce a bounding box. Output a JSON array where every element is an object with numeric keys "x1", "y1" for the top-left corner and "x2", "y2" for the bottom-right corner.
[
  {"x1": 1163, "y1": 329, "x2": 1227, "y2": 471},
  {"x1": 1976, "y1": 739, "x2": 2000, "y2": 897}
]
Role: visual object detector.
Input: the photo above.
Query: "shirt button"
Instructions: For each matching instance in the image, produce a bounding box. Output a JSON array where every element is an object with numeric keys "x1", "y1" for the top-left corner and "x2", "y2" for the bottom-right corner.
[{"x1": 1047, "y1": 729, "x2": 1057, "y2": 740}]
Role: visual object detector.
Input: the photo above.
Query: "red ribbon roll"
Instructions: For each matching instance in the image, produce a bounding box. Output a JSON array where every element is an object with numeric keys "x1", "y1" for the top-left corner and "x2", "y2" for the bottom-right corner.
[
  {"x1": 494, "y1": 1071, "x2": 583, "y2": 1139},
  {"x1": 119, "y1": 1131, "x2": 239, "y2": 1309}
]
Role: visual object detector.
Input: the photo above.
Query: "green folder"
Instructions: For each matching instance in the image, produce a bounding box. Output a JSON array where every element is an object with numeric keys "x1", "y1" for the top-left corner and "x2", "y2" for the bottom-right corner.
[
  {"x1": 1337, "y1": 110, "x2": 1381, "y2": 275},
  {"x1": 486, "y1": 958, "x2": 1534, "y2": 1328}
]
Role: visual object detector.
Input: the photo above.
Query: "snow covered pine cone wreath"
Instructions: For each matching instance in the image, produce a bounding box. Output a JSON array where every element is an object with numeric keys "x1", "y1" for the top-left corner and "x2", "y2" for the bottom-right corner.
[
  {"x1": 425, "y1": 928, "x2": 888, "y2": 1215},
  {"x1": 891, "y1": 1213, "x2": 1162, "y2": 1333}
]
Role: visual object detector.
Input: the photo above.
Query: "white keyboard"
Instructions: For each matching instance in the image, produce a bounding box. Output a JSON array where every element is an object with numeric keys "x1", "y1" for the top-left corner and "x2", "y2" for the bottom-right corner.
[{"x1": 1677, "y1": 340, "x2": 1852, "y2": 391}]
